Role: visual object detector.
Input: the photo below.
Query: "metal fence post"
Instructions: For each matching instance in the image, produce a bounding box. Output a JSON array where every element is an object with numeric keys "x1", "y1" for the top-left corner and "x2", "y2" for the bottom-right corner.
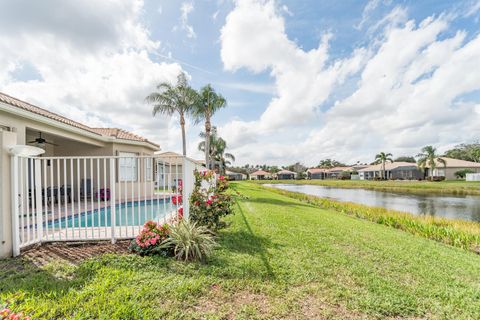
[
  {"x1": 34, "y1": 159, "x2": 43, "y2": 241},
  {"x1": 110, "y1": 158, "x2": 116, "y2": 244},
  {"x1": 182, "y1": 157, "x2": 189, "y2": 220},
  {"x1": 10, "y1": 155, "x2": 20, "y2": 257}
]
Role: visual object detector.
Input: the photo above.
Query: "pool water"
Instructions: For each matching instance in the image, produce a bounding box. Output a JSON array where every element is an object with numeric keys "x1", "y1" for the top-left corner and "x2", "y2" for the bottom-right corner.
[{"x1": 52, "y1": 199, "x2": 176, "y2": 228}]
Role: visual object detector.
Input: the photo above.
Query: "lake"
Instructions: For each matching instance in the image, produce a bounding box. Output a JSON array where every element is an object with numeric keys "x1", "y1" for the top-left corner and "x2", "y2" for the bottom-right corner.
[{"x1": 266, "y1": 184, "x2": 480, "y2": 222}]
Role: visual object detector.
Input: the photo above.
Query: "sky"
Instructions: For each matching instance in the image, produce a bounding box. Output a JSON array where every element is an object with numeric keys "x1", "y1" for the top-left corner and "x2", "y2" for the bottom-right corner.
[{"x1": 0, "y1": 0, "x2": 480, "y2": 167}]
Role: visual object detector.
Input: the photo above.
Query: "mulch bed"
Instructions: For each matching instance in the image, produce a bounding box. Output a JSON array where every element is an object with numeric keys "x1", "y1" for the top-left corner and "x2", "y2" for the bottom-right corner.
[{"x1": 21, "y1": 240, "x2": 131, "y2": 267}]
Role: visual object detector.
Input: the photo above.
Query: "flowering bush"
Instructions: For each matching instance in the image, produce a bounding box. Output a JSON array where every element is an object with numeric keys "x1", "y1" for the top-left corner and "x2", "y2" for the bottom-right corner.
[
  {"x1": 189, "y1": 170, "x2": 234, "y2": 229},
  {"x1": 128, "y1": 220, "x2": 172, "y2": 256},
  {"x1": 0, "y1": 307, "x2": 30, "y2": 320}
]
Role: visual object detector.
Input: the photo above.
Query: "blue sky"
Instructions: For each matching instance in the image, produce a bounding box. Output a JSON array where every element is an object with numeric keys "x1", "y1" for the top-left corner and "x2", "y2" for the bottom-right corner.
[{"x1": 0, "y1": 0, "x2": 480, "y2": 166}]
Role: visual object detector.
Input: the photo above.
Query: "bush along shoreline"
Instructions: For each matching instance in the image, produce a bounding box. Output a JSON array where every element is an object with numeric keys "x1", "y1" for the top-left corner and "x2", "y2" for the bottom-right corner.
[
  {"x1": 262, "y1": 185, "x2": 480, "y2": 254},
  {"x1": 253, "y1": 179, "x2": 480, "y2": 196}
]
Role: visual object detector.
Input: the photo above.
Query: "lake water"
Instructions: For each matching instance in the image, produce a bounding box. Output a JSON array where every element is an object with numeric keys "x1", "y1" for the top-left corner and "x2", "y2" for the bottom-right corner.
[{"x1": 267, "y1": 184, "x2": 480, "y2": 222}]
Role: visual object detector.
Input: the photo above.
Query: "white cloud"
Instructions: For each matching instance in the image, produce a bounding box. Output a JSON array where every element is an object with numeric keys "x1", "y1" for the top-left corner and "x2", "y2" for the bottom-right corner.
[
  {"x1": 356, "y1": 0, "x2": 382, "y2": 30},
  {"x1": 219, "y1": 0, "x2": 480, "y2": 166},
  {"x1": 0, "y1": 0, "x2": 187, "y2": 152},
  {"x1": 220, "y1": 0, "x2": 367, "y2": 133},
  {"x1": 465, "y1": 0, "x2": 480, "y2": 17},
  {"x1": 281, "y1": 4, "x2": 293, "y2": 17},
  {"x1": 180, "y1": 1, "x2": 197, "y2": 39}
]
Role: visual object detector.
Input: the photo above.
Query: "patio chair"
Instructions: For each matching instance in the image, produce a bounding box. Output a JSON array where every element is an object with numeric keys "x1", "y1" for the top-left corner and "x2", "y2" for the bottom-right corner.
[
  {"x1": 46, "y1": 186, "x2": 59, "y2": 205},
  {"x1": 80, "y1": 179, "x2": 93, "y2": 200},
  {"x1": 95, "y1": 188, "x2": 111, "y2": 201},
  {"x1": 60, "y1": 185, "x2": 72, "y2": 203}
]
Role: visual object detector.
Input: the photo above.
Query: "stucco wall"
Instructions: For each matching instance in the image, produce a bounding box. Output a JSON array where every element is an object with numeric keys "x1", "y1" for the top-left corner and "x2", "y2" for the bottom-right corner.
[{"x1": 0, "y1": 130, "x2": 17, "y2": 258}]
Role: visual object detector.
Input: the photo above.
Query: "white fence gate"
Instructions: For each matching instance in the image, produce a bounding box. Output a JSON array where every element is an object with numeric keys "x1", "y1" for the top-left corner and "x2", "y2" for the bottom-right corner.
[{"x1": 10, "y1": 154, "x2": 201, "y2": 256}]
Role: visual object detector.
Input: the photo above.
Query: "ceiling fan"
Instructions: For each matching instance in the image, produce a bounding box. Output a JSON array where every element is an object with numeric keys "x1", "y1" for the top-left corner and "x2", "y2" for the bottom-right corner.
[{"x1": 28, "y1": 132, "x2": 58, "y2": 147}]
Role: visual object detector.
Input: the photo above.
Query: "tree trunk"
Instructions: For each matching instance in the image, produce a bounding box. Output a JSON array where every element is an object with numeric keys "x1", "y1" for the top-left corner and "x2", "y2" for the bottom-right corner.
[
  {"x1": 180, "y1": 113, "x2": 186, "y2": 156},
  {"x1": 382, "y1": 161, "x2": 385, "y2": 180},
  {"x1": 205, "y1": 115, "x2": 211, "y2": 170}
]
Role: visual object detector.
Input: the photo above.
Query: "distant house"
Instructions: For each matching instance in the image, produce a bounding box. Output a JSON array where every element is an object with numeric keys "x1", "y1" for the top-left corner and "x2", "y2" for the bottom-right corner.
[
  {"x1": 358, "y1": 162, "x2": 422, "y2": 180},
  {"x1": 275, "y1": 169, "x2": 297, "y2": 180},
  {"x1": 225, "y1": 170, "x2": 247, "y2": 181},
  {"x1": 325, "y1": 166, "x2": 353, "y2": 179},
  {"x1": 249, "y1": 169, "x2": 272, "y2": 180},
  {"x1": 306, "y1": 168, "x2": 326, "y2": 179},
  {"x1": 423, "y1": 157, "x2": 480, "y2": 180}
]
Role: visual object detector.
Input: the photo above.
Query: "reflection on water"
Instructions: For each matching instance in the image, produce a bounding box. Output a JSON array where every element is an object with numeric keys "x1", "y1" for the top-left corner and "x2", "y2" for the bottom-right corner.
[{"x1": 267, "y1": 184, "x2": 480, "y2": 222}]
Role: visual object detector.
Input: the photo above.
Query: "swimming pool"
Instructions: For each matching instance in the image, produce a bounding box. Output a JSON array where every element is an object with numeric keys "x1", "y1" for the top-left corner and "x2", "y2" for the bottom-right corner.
[{"x1": 51, "y1": 199, "x2": 176, "y2": 229}]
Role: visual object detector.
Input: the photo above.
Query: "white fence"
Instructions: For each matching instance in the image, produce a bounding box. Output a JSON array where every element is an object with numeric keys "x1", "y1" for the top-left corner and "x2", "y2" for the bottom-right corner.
[
  {"x1": 466, "y1": 173, "x2": 480, "y2": 181},
  {"x1": 10, "y1": 154, "x2": 201, "y2": 256}
]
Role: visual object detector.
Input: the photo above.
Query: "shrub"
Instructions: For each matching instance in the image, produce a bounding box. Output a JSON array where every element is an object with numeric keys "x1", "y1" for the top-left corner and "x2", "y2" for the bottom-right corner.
[
  {"x1": 128, "y1": 221, "x2": 172, "y2": 256},
  {"x1": 454, "y1": 169, "x2": 475, "y2": 179},
  {"x1": 160, "y1": 219, "x2": 216, "y2": 262},
  {"x1": 190, "y1": 171, "x2": 234, "y2": 229}
]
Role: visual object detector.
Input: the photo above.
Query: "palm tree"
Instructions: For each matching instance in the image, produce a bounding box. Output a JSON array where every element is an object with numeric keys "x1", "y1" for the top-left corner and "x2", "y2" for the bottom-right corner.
[
  {"x1": 193, "y1": 84, "x2": 227, "y2": 169},
  {"x1": 198, "y1": 128, "x2": 235, "y2": 174},
  {"x1": 146, "y1": 72, "x2": 198, "y2": 156},
  {"x1": 417, "y1": 146, "x2": 447, "y2": 179},
  {"x1": 374, "y1": 152, "x2": 393, "y2": 179}
]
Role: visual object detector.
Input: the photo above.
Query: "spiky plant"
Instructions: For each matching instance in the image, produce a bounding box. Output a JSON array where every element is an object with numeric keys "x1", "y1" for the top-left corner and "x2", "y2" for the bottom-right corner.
[{"x1": 160, "y1": 220, "x2": 216, "y2": 262}]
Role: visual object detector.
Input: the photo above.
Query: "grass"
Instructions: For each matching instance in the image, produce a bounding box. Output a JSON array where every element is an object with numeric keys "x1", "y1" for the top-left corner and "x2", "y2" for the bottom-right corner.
[
  {"x1": 254, "y1": 179, "x2": 480, "y2": 195},
  {"x1": 1, "y1": 182, "x2": 480, "y2": 319},
  {"x1": 263, "y1": 185, "x2": 480, "y2": 253}
]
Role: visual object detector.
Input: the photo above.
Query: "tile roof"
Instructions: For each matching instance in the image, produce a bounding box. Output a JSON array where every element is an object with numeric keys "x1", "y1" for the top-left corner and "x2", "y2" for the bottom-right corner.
[
  {"x1": 358, "y1": 162, "x2": 418, "y2": 172},
  {"x1": 277, "y1": 169, "x2": 296, "y2": 175},
  {"x1": 0, "y1": 91, "x2": 158, "y2": 147},
  {"x1": 426, "y1": 157, "x2": 480, "y2": 168},
  {"x1": 0, "y1": 91, "x2": 99, "y2": 135},
  {"x1": 91, "y1": 128, "x2": 150, "y2": 143},
  {"x1": 250, "y1": 170, "x2": 271, "y2": 176},
  {"x1": 307, "y1": 168, "x2": 327, "y2": 174}
]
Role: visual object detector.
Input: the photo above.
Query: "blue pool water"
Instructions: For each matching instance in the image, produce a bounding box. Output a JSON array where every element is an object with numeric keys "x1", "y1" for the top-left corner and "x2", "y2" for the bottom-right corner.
[{"x1": 51, "y1": 199, "x2": 176, "y2": 228}]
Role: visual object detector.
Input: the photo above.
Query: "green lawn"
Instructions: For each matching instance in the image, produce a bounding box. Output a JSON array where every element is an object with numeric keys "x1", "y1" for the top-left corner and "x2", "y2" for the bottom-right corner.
[
  {"x1": 2, "y1": 182, "x2": 480, "y2": 319},
  {"x1": 255, "y1": 179, "x2": 480, "y2": 195}
]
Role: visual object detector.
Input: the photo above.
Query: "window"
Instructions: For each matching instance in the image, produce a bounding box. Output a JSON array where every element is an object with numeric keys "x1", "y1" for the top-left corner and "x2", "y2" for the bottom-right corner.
[
  {"x1": 144, "y1": 157, "x2": 153, "y2": 181},
  {"x1": 119, "y1": 152, "x2": 138, "y2": 182}
]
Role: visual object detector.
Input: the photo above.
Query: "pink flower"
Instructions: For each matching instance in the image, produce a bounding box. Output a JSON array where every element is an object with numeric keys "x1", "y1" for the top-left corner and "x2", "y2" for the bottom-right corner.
[{"x1": 206, "y1": 199, "x2": 213, "y2": 205}]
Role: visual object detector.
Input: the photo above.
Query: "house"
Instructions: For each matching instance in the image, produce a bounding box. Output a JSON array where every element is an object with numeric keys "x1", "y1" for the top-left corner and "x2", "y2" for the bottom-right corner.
[
  {"x1": 0, "y1": 92, "x2": 160, "y2": 157},
  {"x1": 155, "y1": 151, "x2": 206, "y2": 189},
  {"x1": 225, "y1": 170, "x2": 247, "y2": 181},
  {"x1": 325, "y1": 166, "x2": 353, "y2": 179},
  {"x1": 275, "y1": 169, "x2": 297, "y2": 180},
  {"x1": 423, "y1": 157, "x2": 480, "y2": 180},
  {"x1": 249, "y1": 169, "x2": 272, "y2": 180},
  {"x1": 306, "y1": 168, "x2": 326, "y2": 179},
  {"x1": 358, "y1": 162, "x2": 422, "y2": 180},
  {"x1": 0, "y1": 92, "x2": 170, "y2": 258}
]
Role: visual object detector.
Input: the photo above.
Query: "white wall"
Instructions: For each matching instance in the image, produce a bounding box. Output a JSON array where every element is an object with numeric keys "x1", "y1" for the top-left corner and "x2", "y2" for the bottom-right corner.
[{"x1": 0, "y1": 130, "x2": 17, "y2": 258}]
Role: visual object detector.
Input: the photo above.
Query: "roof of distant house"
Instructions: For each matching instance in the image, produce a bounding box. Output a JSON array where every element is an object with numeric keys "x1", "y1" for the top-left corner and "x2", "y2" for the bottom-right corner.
[
  {"x1": 306, "y1": 168, "x2": 327, "y2": 174},
  {"x1": 424, "y1": 157, "x2": 480, "y2": 168},
  {"x1": 277, "y1": 169, "x2": 296, "y2": 175},
  {"x1": 0, "y1": 91, "x2": 159, "y2": 148},
  {"x1": 250, "y1": 170, "x2": 271, "y2": 176},
  {"x1": 358, "y1": 162, "x2": 418, "y2": 172}
]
